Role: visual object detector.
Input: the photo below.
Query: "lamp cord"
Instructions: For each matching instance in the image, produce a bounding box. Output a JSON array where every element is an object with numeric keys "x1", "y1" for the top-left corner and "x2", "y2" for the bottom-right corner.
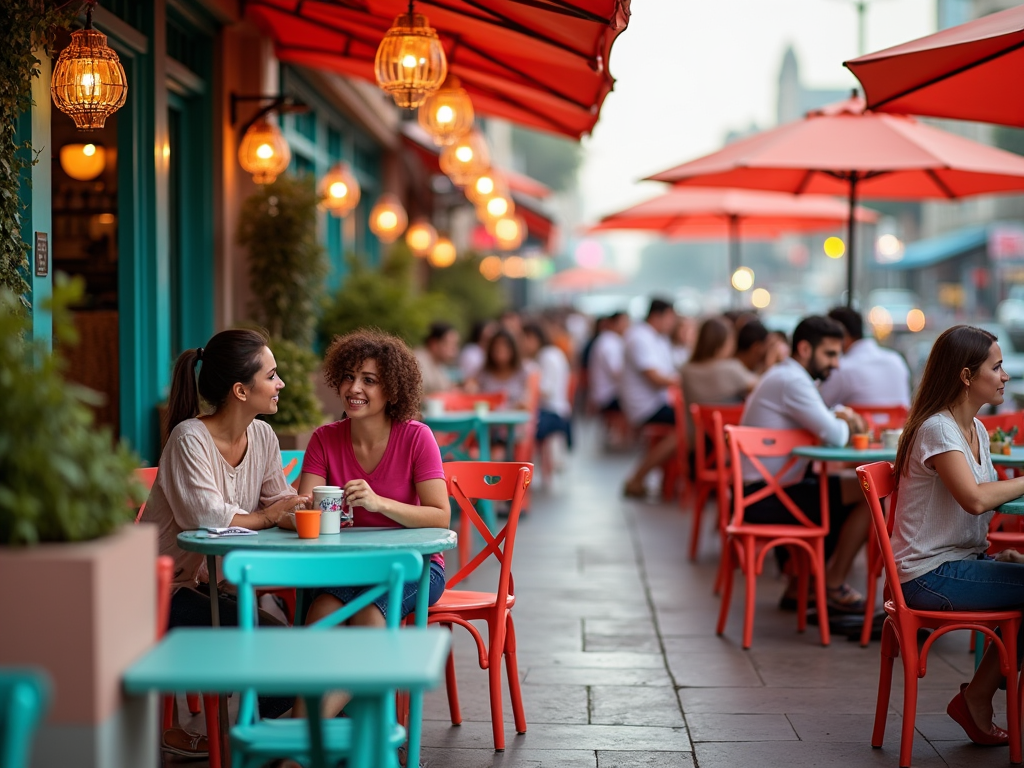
[{"x1": 408, "y1": 0, "x2": 414, "y2": 16}]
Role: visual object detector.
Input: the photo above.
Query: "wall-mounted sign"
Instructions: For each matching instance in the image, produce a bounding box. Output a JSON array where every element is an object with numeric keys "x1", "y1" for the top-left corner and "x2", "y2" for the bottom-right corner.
[{"x1": 34, "y1": 232, "x2": 48, "y2": 277}]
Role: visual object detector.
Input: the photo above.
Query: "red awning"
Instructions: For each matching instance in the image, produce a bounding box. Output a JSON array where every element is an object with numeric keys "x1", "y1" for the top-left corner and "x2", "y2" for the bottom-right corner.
[{"x1": 246, "y1": 0, "x2": 631, "y2": 139}]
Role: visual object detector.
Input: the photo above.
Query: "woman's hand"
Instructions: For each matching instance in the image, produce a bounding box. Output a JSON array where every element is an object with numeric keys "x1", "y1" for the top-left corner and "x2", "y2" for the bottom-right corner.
[
  {"x1": 263, "y1": 494, "x2": 310, "y2": 526},
  {"x1": 343, "y1": 479, "x2": 386, "y2": 514},
  {"x1": 995, "y1": 549, "x2": 1024, "y2": 564}
]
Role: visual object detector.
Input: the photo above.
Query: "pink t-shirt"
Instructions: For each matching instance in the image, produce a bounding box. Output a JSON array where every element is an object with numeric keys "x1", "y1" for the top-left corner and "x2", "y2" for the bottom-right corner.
[{"x1": 302, "y1": 419, "x2": 447, "y2": 566}]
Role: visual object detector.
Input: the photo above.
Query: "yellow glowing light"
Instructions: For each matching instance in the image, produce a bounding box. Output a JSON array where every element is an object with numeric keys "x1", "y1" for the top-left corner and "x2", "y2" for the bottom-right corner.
[
  {"x1": 319, "y1": 162, "x2": 361, "y2": 215},
  {"x1": 906, "y1": 309, "x2": 926, "y2": 333},
  {"x1": 256, "y1": 143, "x2": 274, "y2": 160},
  {"x1": 455, "y1": 146, "x2": 474, "y2": 163},
  {"x1": 824, "y1": 236, "x2": 846, "y2": 259},
  {"x1": 436, "y1": 105, "x2": 454, "y2": 124},
  {"x1": 329, "y1": 182, "x2": 348, "y2": 199},
  {"x1": 439, "y1": 131, "x2": 489, "y2": 186},
  {"x1": 869, "y1": 306, "x2": 893, "y2": 340},
  {"x1": 374, "y1": 11, "x2": 447, "y2": 109},
  {"x1": 50, "y1": 24, "x2": 128, "y2": 130},
  {"x1": 475, "y1": 176, "x2": 495, "y2": 196},
  {"x1": 731, "y1": 267, "x2": 755, "y2": 292},
  {"x1": 406, "y1": 219, "x2": 438, "y2": 256},
  {"x1": 486, "y1": 196, "x2": 510, "y2": 218},
  {"x1": 751, "y1": 288, "x2": 771, "y2": 309},
  {"x1": 238, "y1": 118, "x2": 291, "y2": 184},
  {"x1": 379, "y1": 211, "x2": 397, "y2": 228},
  {"x1": 83, "y1": 143, "x2": 96, "y2": 156},
  {"x1": 479, "y1": 255, "x2": 503, "y2": 281},
  {"x1": 428, "y1": 237, "x2": 457, "y2": 268},
  {"x1": 402, "y1": 54, "x2": 418, "y2": 68},
  {"x1": 418, "y1": 74, "x2": 474, "y2": 146},
  {"x1": 59, "y1": 143, "x2": 106, "y2": 180},
  {"x1": 503, "y1": 256, "x2": 526, "y2": 279},
  {"x1": 369, "y1": 194, "x2": 408, "y2": 243}
]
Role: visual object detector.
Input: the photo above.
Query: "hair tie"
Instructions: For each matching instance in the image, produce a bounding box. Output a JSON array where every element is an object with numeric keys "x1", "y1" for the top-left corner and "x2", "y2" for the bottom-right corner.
[{"x1": 196, "y1": 347, "x2": 204, "y2": 361}]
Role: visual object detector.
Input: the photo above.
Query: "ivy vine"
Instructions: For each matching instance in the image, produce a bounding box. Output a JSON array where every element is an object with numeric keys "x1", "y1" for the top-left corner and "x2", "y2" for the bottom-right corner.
[{"x1": 0, "y1": 1, "x2": 80, "y2": 300}]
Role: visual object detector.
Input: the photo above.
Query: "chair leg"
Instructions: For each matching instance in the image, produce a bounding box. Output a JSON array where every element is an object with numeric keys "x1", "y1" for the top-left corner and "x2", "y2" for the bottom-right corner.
[
  {"x1": 487, "y1": 621, "x2": 507, "y2": 752},
  {"x1": 898, "y1": 654, "x2": 918, "y2": 768},
  {"x1": 712, "y1": 527, "x2": 729, "y2": 596},
  {"x1": 716, "y1": 540, "x2": 735, "y2": 635},
  {"x1": 504, "y1": 614, "x2": 527, "y2": 735},
  {"x1": 873, "y1": 621, "x2": 897, "y2": 748},
  {"x1": 795, "y1": 548, "x2": 809, "y2": 634},
  {"x1": 741, "y1": 538, "x2": 757, "y2": 650},
  {"x1": 161, "y1": 694, "x2": 174, "y2": 731},
  {"x1": 687, "y1": 486, "x2": 711, "y2": 560},
  {"x1": 860, "y1": 566, "x2": 878, "y2": 648},
  {"x1": 1002, "y1": 624, "x2": 1021, "y2": 765},
  {"x1": 812, "y1": 541, "x2": 830, "y2": 646},
  {"x1": 203, "y1": 694, "x2": 221, "y2": 768},
  {"x1": 186, "y1": 692, "x2": 201, "y2": 715},
  {"x1": 444, "y1": 637, "x2": 462, "y2": 725}
]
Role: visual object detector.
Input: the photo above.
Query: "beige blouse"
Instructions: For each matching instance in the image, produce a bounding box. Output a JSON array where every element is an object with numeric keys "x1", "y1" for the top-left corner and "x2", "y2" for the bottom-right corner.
[{"x1": 141, "y1": 418, "x2": 292, "y2": 591}]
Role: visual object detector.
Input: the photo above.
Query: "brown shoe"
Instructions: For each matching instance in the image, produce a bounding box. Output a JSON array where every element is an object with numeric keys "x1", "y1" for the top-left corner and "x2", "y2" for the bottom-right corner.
[{"x1": 161, "y1": 726, "x2": 208, "y2": 758}]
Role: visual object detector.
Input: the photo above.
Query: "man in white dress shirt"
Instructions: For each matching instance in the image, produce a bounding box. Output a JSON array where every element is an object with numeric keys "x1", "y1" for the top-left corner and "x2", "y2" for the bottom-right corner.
[
  {"x1": 741, "y1": 315, "x2": 871, "y2": 613},
  {"x1": 588, "y1": 312, "x2": 628, "y2": 413},
  {"x1": 817, "y1": 306, "x2": 912, "y2": 409},
  {"x1": 622, "y1": 298, "x2": 679, "y2": 497}
]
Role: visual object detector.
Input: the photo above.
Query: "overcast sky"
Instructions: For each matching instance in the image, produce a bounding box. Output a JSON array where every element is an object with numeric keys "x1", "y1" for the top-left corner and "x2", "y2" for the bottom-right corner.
[{"x1": 579, "y1": 0, "x2": 936, "y2": 225}]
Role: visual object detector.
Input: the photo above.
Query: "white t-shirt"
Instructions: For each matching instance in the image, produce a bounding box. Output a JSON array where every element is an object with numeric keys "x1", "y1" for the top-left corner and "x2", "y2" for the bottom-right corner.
[
  {"x1": 589, "y1": 330, "x2": 624, "y2": 409},
  {"x1": 890, "y1": 412, "x2": 995, "y2": 583},
  {"x1": 620, "y1": 321, "x2": 675, "y2": 426},
  {"x1": 459, "y1": 343, "x2": 485, "y2": 382},
  {"x1": 817, "y1": 338, "x2": 912, "y2": 408},
  {"x1": 536, "y1": 345, "x2": 572, "y2": 418},
  {"x1": 740, "y1": 358, "x2": 850, "y2": 484}
]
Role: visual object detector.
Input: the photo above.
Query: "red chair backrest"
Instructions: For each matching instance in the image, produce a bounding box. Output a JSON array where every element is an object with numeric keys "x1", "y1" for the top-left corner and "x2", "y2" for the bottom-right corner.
[
  {"x1": 979, "y1": 412, "x2": 1024, "y2": 444},
  {"x1": 432, "y1": 391, "x2": 507, "y2": 412},
  {"x1": 855, "y1": 461, "x2": 904, "y2": 611},
  {"x1": 443, "y1": 462, "x2": 532, "y2": 611},
  {"x1": 725, "y1": 426, "x2": 823, "y2": 529},
  {"x1": 134, "y1": 466, "x2": 159, "y2": 523},
  {"x1": 848, "y1": 404, "x2": 909, "y2": 435},
  {"x1": 691, "y1": 403, "x2": 745, "y2": 480},
  {"x1": 156, "y1": 554, "x2": 174, "y2": 640}
]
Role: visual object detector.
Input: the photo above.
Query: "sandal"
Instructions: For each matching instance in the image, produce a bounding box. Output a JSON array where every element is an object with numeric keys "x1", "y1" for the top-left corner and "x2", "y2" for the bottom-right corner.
[
  {"x1": 825, "y1": 583, "x2": 866, "y2": 614},
  {"x1": 622, "y1": 479, "x2": 647, "y2": 499},
  {"x1": 161, "y1": 727, "x2": 208, "y2": 758}
]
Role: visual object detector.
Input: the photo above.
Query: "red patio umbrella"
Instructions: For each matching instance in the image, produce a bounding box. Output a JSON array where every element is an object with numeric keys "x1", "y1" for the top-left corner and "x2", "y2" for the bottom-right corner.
[
  {"x1": 846, "y1": 5, "x2": 1024, "y2": 127},
  {"x1": 246, "y1": 0, "x2": 631, "y2": 139},
  {"x1": 646, "y1": 96, "x2": 1024, "y2": 305},
  {"x1": 546, "y1": 266, "x2": 625, "y2": 293},
  {"x1": 589, "y1": 187, "x2": 878, "y2": 307}
]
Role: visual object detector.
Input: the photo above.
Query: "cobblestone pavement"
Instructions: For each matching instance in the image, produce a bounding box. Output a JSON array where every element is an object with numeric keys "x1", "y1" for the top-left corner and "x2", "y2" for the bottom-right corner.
[{"x1": 169, "y1": 419, "x2": 1002, "y2": 768}]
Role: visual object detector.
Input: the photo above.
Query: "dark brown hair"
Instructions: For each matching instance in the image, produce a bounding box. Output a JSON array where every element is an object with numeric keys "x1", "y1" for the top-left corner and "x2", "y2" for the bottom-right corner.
[
  {"x1": 166, "y1": 329, "x2": 270, "y2": 442},
  {"x1": 691, "y1": 317, "x2": 733, "y2": 363},
  {"x1": 484, "y1": 328, "x2": 522, "y2": 373},
  {"x1": 894, "y1": 325, "x2": 997, "y2": 479},
  {"x1": 323, "y1": 328, "x2": 421, "y2": 423}
]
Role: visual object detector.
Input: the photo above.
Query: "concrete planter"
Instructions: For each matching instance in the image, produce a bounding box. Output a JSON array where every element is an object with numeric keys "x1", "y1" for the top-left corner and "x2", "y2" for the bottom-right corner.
[{"x1": 0, "y1": 524, "x2": 159, "y2": 768}]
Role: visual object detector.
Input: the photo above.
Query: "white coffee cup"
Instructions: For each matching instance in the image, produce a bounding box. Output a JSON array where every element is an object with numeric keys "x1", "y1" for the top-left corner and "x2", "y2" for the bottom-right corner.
[
  {"x1": 882, "y1": 429, "x2": 903, "y2": 450},
  {"x1": 312, "y1": 485, "x2": 344, "y2": 535}
]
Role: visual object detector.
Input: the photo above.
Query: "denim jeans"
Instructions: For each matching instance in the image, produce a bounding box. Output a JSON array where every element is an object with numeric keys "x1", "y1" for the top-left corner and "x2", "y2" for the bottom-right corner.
[{"x1": 902, "y1": 554, "x2": 1024, "y2": 662}]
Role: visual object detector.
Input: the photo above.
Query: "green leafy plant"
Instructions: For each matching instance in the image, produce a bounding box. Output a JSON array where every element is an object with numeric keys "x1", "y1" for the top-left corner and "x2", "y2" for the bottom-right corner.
[
  {"x1": 261, "y1": 336, "x2": 324, "y2": 434},
  {"x1": 990, "y1": 426, "x2": 1019, "y2": 444},
  {"x1": 318, "y1": 247, "x2": 449, "y2": 346},
  {"x1": 237, "y1": 174, "x2": 327, "y2": 347},
  {"x1": 0, "y1": 1, "x2": 79, "y2": 299},
  {"x1": 0, "y1": 275, "x2": 144, "y2": 546}
]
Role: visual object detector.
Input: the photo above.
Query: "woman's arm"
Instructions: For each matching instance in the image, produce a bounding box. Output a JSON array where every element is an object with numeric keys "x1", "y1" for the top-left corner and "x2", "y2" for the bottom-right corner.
[
  {"x1": 933, "y1": 450, "x2": 1024, "y2": 515},
  {"x1": 342, "y1": 477, "x2": 451, "y2": 529}
]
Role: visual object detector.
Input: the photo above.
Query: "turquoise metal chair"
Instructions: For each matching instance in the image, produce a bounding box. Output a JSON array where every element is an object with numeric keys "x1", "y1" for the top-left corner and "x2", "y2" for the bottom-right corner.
[
  {"x1": 280, "y1": 449, "x2": 305, "y2": 486},
  {"x1": 429, "y1": 416, "x2": 483, "y2": 462},
  {"x1": 222, "y1": 550, "x2": 423, "y2": 768},
  {"x1": 0, "y1": 668, "x2": 50, "y2": 768}
]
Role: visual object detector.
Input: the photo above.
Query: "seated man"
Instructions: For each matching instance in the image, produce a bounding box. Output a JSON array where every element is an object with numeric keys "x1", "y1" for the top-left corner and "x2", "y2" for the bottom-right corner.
[
  {"x1": 621, "y1": 298, "x2": 679, "y2": 497},
  {"x1": 740, "y1": 315, "x2": 870, "y2": 613},
  {"x1": 818, "y1": 306, "x2": 912, "y2": 409},
  {"x1": 414, "y1": 322, "x2": 460, "y2": 395}
]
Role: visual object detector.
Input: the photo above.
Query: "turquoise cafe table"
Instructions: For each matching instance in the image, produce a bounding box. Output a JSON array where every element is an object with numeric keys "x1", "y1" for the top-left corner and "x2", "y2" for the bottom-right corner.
[
  {"x1": 123, "y1": 628, "x2": 450, "y2": 768},
  {"x1": 791, "y1": 444, "x2": 897, "y2": 463},
  {"x1": 177, "y1": 526, "x2": 456, "y2": 766}
]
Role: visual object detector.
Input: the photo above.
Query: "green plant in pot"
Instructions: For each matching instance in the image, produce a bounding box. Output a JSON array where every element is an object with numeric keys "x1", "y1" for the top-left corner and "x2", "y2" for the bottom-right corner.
[
  {"x1": 0, "y1": 275, "x2": 144, "y2": 544},
  {"x1": 237, "y1": 173, "x2": 327, "y2": 436}
]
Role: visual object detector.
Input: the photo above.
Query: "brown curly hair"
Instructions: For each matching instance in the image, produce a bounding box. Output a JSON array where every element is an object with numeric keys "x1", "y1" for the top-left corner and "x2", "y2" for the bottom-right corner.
[{"x1": 322, "y1": 328, "x2": 423, "y2": 423}]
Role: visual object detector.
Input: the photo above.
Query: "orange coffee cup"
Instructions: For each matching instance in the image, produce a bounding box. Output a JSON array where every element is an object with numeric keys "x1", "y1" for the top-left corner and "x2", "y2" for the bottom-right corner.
[
  {"x1": 295, "y1": 509, "x2": 322, "y2": 539},
  {"x1": 851, "y1": 433, "x2": 870, "y2": 450}
]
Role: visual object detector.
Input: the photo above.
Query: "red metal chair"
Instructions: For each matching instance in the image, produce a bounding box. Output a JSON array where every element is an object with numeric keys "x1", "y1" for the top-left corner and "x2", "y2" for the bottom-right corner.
[
  {"x1": 133, "y1": 467, "x2": 159, "y2": 523},
  {"x1": 718, "y1": 426, "x2": 831, "y2": 649},
  {"x1": 429, "y1": 391, "x2": 507, "y2": 411},
  {"x1": 855, "y1": 461, "x2": 1022, "y2": 768},
  {"x1": 688, "y1": 403, "x2": 745, "y2": 562},
  {"x1": 848, "y1": 404, "x2": 908, "y2": 438},
  {"x1": 420, "y1": 461, "x2": 533, "y2": 752}
]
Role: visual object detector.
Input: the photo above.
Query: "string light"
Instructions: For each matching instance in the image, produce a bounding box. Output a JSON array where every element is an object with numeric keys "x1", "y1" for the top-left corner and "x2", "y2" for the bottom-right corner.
[{"x1": 418, "y1": 74, "x2": 473, "y2": 145}]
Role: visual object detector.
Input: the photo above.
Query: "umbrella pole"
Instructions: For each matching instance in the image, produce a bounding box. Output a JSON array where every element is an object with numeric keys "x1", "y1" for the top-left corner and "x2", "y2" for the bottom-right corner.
[
  {"x1": 846, "y1": 175, "x2": 858, "y2": 308},
  {"x1": 729, "y1": 215, "x2": 740, "y2": 309}
]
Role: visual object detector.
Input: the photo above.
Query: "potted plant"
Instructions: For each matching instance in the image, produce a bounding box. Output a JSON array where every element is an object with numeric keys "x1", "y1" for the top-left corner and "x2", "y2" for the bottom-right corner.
[
  {"x1": 237, "y1": 174, "x2": 328, "y2": 446},
  {"x1": 0, "y1": 276, "x2": 158, "y2": 768}
]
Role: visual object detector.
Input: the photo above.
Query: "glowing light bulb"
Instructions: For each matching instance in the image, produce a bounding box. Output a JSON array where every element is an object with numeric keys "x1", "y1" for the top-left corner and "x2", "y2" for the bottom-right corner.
[
  {"x1": 402, "y1": 54, "x2": 418, "y2": 68},
  {"x1": 486, "y1": 196, "x2": 509, "y2": 217},
  {"x1": 80, "y1": 72, "x2": 96, "y2": 92},
  {"x1": 456, "y1": 146, "x2": 473, "y2": 163},
  {"x1": 731, "y1": 267, "x2": 754, "y2": 292},
  {"x1": 330, "y1": 181, "x2": 348, "y2": 199},
  {"x1": 436, "y1": 105, "x2": 454, "y2": 124},
  {"x1": 751, "y1": 288, "x2": 771, "y2": 309},
  {"x1": 906, "y1": 309, "x2": 926, "y2": 332},
  {"x1": 256, "y1": 143, "x2": 274, "y2": 160},
  {"x1": 83, "y1": 143, "x2": 96, "y2": 157},
  {"x1": 475, "y1": 176, "x2": 494, "y2": 196}
]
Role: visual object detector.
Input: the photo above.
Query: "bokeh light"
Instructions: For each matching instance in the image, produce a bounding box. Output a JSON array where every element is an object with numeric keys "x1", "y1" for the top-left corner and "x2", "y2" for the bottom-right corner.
[
  {"x1": 823, "y1": 236, "x2": 846, "y2": 259},
  {"x1": 876, "y1": 234, "x2": 904, "y2": 262},
  {"x1": 751, "y1": 288, "x2": 771, "y2": 309},
  {"x1": 906, "y1": 308, "x2": 926, "y2": 332},
  {"x1": 574, "y1": 239, "x2": 603, "y2": 268},
  {"x1": 731, "y1": 266, "x2": 755, "y2": 292},
  {"x1": 479, "y1": 255, "x2": 502, "y2": 281}
]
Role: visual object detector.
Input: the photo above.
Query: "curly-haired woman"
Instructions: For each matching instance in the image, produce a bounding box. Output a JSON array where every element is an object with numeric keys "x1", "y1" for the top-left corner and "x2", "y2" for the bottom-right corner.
[{"x1": 291, "y1": 328, "x2": 451, "y2": 719}]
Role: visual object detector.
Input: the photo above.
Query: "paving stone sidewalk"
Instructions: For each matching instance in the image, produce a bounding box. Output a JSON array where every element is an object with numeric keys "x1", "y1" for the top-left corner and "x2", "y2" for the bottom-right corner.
[{"x1": 170, "y1": 419, "x2": 1004, "y2": 768}]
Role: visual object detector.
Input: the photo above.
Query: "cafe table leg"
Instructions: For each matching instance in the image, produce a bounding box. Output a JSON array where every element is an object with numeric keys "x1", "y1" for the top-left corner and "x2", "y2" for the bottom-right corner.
[{"x1": 207, "y1": 555, "x2": 232, "y2": 768}]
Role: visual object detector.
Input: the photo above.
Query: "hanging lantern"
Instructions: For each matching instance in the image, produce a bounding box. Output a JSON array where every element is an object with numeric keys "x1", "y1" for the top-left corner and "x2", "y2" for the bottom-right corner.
[
  {"x1": 418, "y1": 74, "x2": 474, "y2": 146},
  {"x1": 374, "y1": 5, "x2": 447, "y2": 109},
  {"x1": 50, "y1": 6, "x2": 128, "y2": 131},
  {"x1": 493, "y1": 214, "x2": 526, "y2": 251},
  {"x1": 238, "y1": 117, "x2": 291, "y2": 185},
  {"x1": 439, "y1": 131, "x2": 489, "y2": 187},
  {"x1": 479, "y1": 192, "x2": 514, "y2": 223},
  {"x1": 320, "y1": 162, "x2": 361, "y2": 216},
  {"x1": 466, "y1": 170, "x2": 507, "y2": 206},
  {"x1": 369, "y1": 194, "x2": 408, "y2": 243},
  {"x1": 406, "y1": 218, "x2": 438, "y2": 256},
  {"x1": 59, "y1": 143, "x2": 106, "y2": 181},
  {"x1": 428, "y1": 237, "x2": 457, "y2": 268}
]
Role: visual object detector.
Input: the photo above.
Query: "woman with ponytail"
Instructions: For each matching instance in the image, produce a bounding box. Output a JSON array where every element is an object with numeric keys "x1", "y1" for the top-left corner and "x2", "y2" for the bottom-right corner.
[
  {"x1": 145, "y1": 329, "x2": 308, "y2": 617},
  {"x1": 892, "y1": 325, "x2": 1024, "y2": 748}
]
